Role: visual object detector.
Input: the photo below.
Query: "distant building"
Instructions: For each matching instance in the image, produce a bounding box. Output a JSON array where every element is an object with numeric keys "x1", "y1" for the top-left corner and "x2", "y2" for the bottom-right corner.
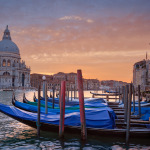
[
  {"x1": 133, "y1": 59, "x2": 150, "y2": 92},
  {"x1": 30, "y1": 73, "x2": 53, "y2": 89},
  {"x1": 84, "y1": 79, "x2": 100, "y2": 90},
  {"x1": 0, "y1": 26, "x2": 30, "y2": 89},
  {"x1": 30, "y1": 72, "x2": 100, "y2": 90},
  {"x1": 100, "y1": 80, "x2": 128, "y2": 90},
  {"x1": 53, "y1": 72, "x2": 67, "y2": 81}
]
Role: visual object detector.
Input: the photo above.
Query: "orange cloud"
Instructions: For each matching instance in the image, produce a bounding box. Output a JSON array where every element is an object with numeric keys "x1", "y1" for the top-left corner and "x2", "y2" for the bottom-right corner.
[{"x1": 3, "y1": 13, "x2": 149, "y2": 82}]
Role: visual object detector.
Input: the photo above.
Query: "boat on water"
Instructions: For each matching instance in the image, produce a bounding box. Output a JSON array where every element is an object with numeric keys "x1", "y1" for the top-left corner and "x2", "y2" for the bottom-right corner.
[
  {"x1": 131, "y1": 107, "x2": 150, "y2": 121},
  {"x1": 33, "y1": 95, "x2": 107, "y2": 106},
  {"x1": 0, "y1": 102, "x2": 115, "y2": 128},
  {"x1": 105, "y1": 90, "x2": 118, "y2": 94},
  {"x1": 0, "y1": 102, "x2": 150, "y2": 138},
  {"x1": 13, "y1": 97, "x2": 150, "y2": 128},
  {"x1": 2, "y1": 89, "x2": 13, "y2": 91},
  {"x1": 90, "y1": 91, "x2": 120, "y2": 96},
  {"x1": 118, "y1": 101, "x2": 150, "y2": 108},
  {"x1": 13, "y1": 97, "x2": 116, "y2": 119},
  {"x1": 32, "y1": 98, "x2": 108, "y2": 108}
]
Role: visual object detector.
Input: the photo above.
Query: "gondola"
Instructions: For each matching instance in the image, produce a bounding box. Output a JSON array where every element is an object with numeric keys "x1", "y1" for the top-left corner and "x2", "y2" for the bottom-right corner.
[
  {"x1": 119, "y1": 101, "x2": 150, "y2": 108},
  {"x1": 90, "y1": 91, "x2": 120, "y2": 96},
  {"x1": 14, "y1": 96, "x2": 116, "y2": 119},
  {"x1": 0, "y1": 102, "x2": 115, "y2": 129},
  {"x1": 33, "y1": 94, "x2": 107, "y2": 106},
  {"x1": 105, "y1": 90, "x2": 119, "y2": 94},
  {"x1": 25, "y1": 95, "x2": 108, "y2": 108},
  {"x1": 13, "y1": 97, "x2": 150, "y2": 128},
  {"x1": 0, "y1": 102, "x2": 150, "y2": 138}
]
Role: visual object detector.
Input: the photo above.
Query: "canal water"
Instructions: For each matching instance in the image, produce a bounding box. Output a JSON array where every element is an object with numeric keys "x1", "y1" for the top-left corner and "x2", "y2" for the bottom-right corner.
[{"x1": 0, "y1": 90, "x2": 150, "y2": 150}]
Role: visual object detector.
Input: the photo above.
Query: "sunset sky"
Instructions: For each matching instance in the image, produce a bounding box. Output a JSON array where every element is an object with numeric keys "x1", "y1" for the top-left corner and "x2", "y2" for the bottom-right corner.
[{"x1": 0, "y1": 0, "x2": 150, "y2": 82}]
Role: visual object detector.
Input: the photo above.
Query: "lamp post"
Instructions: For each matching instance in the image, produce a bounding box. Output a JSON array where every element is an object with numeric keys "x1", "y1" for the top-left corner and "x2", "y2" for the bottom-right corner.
[
  {"x1": 42, "y1": 76, "x2": 48, "y2": 114},
  {"x1": 42, "y1": 76, "x2": 46, "y2": 98},
  {"x1": 71, "y1": 82, "x2": 73, "y2": 101},
  {"x1": 52, "y1": 84, "x2": 55, "y2": 109}
]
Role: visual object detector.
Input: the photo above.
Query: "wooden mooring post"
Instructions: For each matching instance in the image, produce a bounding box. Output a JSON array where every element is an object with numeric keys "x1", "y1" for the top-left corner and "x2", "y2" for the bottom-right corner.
[
  {"x1": 37, "y1": 84, "x2": 41, "y2": 138},
  {"x1": 52, "y1": 86, "x2": 55, "y2": 109},
  {"x1": 126, "y1": 83, "x2": 132, "y2": 143},
  {"x1": 74, "y1": 85, "x2": 76, "y2": 99},
  {"x1": 67, "y1": 86, "x2": 69, "y2": 101},
  {"x1": 115, "y1": 87, "x2": 117, "y2": 101},
  {"x1": 122, "y1": 86, "x2": 125, "y2": 104},
  {"x1": 119, "y1": 87, "x2": 120, "y2": 103},
  {"x1": 77, "y1": 69, "x2": 87, "y2": 140},
  {"x1": 59, "y1": 84, "x2": 61, "y2": 107},
  {"x1": 106, "y1": 95, "x2": 109, "y2": 101},
  {"x1": 132, "y1": 84, "x2": 135, "y2": 113},
  {"x1": 124, "y1": 85, "x2": 129, "y2": 123},
  {"x1": 71, "y1": 85, "x2": 73, "y2": 101},
  {"x1": 59, "y1": 81, "x2": 66, "y2": 138},
  {"x1": 138, "y1": 85, "x2": 141, "y2": 117},
  {"x1": 42, "y1": 76, "x2": 46, "y2": 99},
  {"x1": 33, "y1": 92, "x2": 36, "y2": 100},
  {"x1": 45, "y1": 83, "x2": 48, "y2": 114}
]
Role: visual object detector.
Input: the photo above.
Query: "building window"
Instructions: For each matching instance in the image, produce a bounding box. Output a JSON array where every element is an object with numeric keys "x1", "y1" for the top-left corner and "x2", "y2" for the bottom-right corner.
[
  {"x1": 3, "y1": 72, "x2": 10, "y2": 76},
  {"x1": 7, "y1": 60, "x2": 11, "y2": 67},
  {"x1": 13, "y1": 60, "x2": 16, "y2": 67},
  {"x1": 2, "y1": 59, "x2": 6, "y2": 67}
]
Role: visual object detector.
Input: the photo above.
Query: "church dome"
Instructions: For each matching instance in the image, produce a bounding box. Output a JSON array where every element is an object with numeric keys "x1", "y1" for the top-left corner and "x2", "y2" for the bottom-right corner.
[{"x1": 0, "y1": 25, "x2": 20, "y2": 55}]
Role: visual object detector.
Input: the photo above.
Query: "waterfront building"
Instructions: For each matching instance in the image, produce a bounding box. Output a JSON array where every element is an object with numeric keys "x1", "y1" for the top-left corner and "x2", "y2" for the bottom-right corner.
[
  {"x1": 30, "y1": 72, "x2": 100, "y2": 90},
  {"x1": 133, "y1": 59, "x2": 150, "y2": 92},
  {"x1": 30, "y1": 73, "x2": 53, "y2": 89},
  {"x1": 100, "y1": 80, "x2": 128, "y2": 90},
  {"x1": 84, "y1": 79, "x2": 100, "y2": 90},
  {"x1": 0, "y1": 26, "x2": 30, "y2": 89}
]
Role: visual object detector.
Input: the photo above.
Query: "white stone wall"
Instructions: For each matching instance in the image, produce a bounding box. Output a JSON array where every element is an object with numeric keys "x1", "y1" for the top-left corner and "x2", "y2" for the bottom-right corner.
[{"x1": 0, "y1": 52, "x2": 30, "y2": 89}]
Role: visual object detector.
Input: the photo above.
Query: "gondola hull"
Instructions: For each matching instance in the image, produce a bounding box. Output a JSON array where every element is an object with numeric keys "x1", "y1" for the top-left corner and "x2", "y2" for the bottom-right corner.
[
  {"x1": 0, "y1": 103, "x2": 150, "y2": 138},
  {"x1": 1, "y1": 106, "x2": 150, "y2": 138}
]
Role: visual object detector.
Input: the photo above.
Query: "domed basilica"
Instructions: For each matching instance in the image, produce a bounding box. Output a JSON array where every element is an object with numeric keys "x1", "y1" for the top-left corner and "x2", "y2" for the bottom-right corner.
[{"x1": 0, "y1": 26, "x2": 30, "y2": 89}]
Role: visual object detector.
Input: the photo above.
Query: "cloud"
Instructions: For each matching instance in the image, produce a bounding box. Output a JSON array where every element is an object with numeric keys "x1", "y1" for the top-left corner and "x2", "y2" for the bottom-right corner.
[
  {"x1": 59, "y1": 16, "x2": 82, "y2": 21},
  {"x1": 59, "y1": 15, "x2": 94, "y2": 23},
  {"x1": 86, "y1": 19, "x2": 94, "y2": 23},
  {"x1": 1, "y1": 0, "x2": 150, "y2": 82}
]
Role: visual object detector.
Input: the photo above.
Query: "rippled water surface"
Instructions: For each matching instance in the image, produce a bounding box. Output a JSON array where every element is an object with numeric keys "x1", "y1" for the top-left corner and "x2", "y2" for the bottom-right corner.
[{"x1": 0, "y1": 90, "x2": 150, "y2": 150}]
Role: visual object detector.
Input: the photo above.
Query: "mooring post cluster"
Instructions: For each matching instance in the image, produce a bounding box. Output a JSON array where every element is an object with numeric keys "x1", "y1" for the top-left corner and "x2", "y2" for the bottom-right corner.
[
  {"x1": 120, "y1": 83, "x2": 143, "y2": 143},
  {"x1": 35, "y1": 70, "x2": 145, "y2": 142}
]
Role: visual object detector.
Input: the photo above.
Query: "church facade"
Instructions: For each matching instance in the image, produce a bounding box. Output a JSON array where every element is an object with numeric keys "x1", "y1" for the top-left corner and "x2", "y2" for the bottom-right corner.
[{"x1": 0, "y1": 26, "x2": 30, "y2": 89}]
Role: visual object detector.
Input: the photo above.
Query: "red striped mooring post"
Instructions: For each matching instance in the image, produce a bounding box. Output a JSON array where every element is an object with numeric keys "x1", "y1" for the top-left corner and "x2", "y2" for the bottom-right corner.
[
  {"x1": 77, "y1": 69, "x2": 87, "y2": 140},
  {"x1": 59, "y1": 81, "x2": 66, "y2": 138}
]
